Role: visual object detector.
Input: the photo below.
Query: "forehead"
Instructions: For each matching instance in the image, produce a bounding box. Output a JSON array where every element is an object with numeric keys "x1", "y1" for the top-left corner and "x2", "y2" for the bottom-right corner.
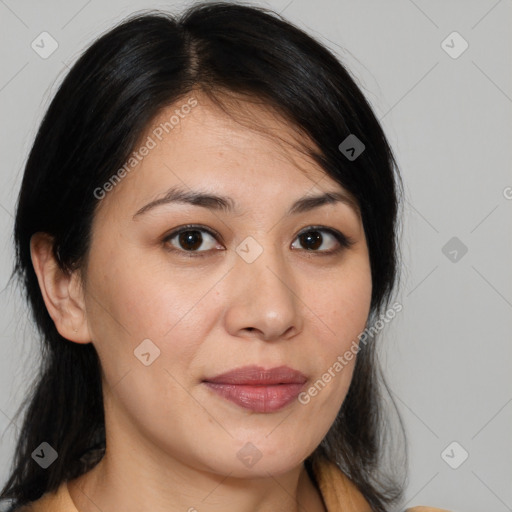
[
  {"x1": 148, "y1": 94, "x2": 320, "y2": 169},
  {"x1": 95, "y1": 94, "x2": 356, "y2": 218}
]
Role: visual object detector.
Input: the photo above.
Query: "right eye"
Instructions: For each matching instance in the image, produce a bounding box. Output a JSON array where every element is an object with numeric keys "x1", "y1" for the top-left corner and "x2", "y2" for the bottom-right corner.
[{"x1": 163, "y1": 225, "x2": 224, "y2": 256}]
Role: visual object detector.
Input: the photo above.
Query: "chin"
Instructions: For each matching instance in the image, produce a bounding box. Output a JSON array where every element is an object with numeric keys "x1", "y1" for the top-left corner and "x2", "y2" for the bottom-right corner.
[{"x1": 201, "y1": 438, "x2": 313, "y2": 478}]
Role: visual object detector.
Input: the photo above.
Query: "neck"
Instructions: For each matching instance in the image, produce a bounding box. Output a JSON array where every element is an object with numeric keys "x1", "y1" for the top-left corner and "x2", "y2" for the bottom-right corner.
[{"x1": 68, "y1": 452, "x2": 326, "y2": 512}]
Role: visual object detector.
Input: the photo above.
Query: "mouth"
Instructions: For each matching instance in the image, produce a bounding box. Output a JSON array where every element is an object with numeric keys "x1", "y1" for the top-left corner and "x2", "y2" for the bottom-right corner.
[{"x1": 202, "y1": 365, "x2": 307, "y2": 413}]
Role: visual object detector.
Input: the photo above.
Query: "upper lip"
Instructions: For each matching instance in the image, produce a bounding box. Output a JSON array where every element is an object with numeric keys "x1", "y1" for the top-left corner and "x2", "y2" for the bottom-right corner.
[{"x1": 204, "y1": 365, "x2": 307, "y2": 385}]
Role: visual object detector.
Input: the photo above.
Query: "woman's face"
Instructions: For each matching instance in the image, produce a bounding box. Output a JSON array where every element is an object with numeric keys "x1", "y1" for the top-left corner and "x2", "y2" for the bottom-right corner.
[{"x1": 79, "y1": 95, "x2": 372, "y2": 478}]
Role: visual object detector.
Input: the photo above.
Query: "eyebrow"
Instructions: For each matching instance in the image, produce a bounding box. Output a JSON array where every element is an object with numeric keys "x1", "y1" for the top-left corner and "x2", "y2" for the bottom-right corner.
[{"x1": 132, "y1": 185, "x2": 360, "y2": 219}]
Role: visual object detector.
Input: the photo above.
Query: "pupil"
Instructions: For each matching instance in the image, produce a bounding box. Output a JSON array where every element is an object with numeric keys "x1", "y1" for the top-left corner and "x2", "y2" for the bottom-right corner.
[
  {"x1": 179, "y1": 230, "x2": 202, "y2": 250},
  {"x1": 300, "y1": 231, "x2": 322, "y2": 250}
]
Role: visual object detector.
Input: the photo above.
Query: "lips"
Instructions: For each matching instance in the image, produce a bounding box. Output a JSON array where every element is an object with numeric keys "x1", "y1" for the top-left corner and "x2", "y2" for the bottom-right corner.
[
  {"x1": 203, "y1": 365, "x2": 307, "y2": 413},
  {"x1": 204, "y1": 365, "x2": 307, "y2": 385}
]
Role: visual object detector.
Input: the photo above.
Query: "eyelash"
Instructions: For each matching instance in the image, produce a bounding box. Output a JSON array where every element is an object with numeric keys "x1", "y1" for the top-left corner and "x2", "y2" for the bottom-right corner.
[{"x1": 162, "y1": 224, "x2": 355, "y2": 258}]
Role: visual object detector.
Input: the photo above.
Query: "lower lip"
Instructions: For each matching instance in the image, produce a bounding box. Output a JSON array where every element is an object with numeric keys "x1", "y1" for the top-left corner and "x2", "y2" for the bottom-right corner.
[{"x1": 203, "y1": 382, "x2": 304, "y2": 413}]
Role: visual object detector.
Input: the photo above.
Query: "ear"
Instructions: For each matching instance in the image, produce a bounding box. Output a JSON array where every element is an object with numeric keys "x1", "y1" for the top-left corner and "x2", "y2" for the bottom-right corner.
[{"x1": 30, "y1": 232, "x2": 91, "y2": 344}]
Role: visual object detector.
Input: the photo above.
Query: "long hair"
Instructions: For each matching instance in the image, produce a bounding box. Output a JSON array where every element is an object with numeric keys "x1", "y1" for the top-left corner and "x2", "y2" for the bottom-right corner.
[{"x1": 1, "y1": 3, "x2": 405, "y2": 510}]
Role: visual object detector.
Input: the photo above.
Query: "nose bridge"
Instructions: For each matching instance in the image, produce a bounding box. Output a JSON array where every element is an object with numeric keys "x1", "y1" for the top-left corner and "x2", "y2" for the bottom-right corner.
[
  {"x1": 239, "y1": 240, "x2": 297, "y2": 309},
  {"x1": 225, "y1": 236, "x2": 302, "y2": 340}
]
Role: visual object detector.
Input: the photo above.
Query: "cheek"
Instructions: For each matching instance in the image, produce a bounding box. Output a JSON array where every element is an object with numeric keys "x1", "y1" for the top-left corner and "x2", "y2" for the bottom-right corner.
[
  {"x1": 314, "y1": 262, "x2": 372, "y2": 347},
  {"x1": 303, "y1": 257, "x2": 372, "y2": 405},
  {"x1": 85, "y1": 253, "x2": 222, "y2": 377}
]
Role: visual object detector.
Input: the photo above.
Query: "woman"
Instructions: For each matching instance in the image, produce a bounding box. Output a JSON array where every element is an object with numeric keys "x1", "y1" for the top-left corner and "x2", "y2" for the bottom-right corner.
[{"x1": 1, "y1": 2, "x2": 450, "y2": 511}]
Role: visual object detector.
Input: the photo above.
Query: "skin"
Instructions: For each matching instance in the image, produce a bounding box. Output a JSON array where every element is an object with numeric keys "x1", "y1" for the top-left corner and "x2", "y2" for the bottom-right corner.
[{"x1": 30, "y1": 93, "x2": 372, "y2": 512}]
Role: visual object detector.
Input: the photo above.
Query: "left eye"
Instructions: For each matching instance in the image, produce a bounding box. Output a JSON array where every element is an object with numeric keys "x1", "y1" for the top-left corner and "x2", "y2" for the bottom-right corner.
[{"x1": 291, "y1": 228, "x2": 349, "y2": 253}]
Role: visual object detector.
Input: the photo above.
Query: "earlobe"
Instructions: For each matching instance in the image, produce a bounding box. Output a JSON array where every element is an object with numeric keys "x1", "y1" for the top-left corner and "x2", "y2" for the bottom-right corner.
[{"x1": 30, "y1": 232, "x2": 91, "y2": 344}]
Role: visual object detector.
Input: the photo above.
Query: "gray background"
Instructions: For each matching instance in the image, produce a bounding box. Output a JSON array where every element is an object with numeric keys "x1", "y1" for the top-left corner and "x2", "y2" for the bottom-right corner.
[{"x1": 0, "y1": 1, "x2": 511, "y2": 511}]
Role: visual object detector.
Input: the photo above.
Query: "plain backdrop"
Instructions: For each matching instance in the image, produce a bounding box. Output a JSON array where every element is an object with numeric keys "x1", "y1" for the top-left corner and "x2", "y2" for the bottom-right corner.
[{"x1": 0, "y1": 1, "x2": 511, "y2": 511}]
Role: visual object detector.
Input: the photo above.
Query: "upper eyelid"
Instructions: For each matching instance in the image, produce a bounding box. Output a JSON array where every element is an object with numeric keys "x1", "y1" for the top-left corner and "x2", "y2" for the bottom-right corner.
[
  {"x1": 164, "y1": 225, "x2": 221, "y2": 242},
  {"x1": 165, "y1": 224, "x2": 340, "y2": 238},
  {"x1": 164, "y1": 224, "x2": 351, "y2": 250}
]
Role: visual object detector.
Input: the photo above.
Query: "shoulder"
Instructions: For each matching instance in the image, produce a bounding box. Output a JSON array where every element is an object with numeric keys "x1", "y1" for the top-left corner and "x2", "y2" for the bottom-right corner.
[
  {"x1": 0, "y1": 504, "x2": 29, "y2": 512},
  {"x1": 406, "y1": 508, "x2": 453, "y2": 512},
  {"x1": 6, "y1": 482, "x2": 76, "y2": 512},
  {"x1": 310, "y1": 456, "x2": 452, "y2": 512},
  {"x1": 0, "y1": 499, "x2": 29, "y2": 512},
  {"x1": 309, "y1": 456, "x2": 372, "y2": 511}
]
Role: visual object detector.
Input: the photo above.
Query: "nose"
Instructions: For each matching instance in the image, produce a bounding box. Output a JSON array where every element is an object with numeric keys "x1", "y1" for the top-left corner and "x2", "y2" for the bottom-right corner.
[{"x1": 223, "y1": 246, "x2": 304, "y2": 342}]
